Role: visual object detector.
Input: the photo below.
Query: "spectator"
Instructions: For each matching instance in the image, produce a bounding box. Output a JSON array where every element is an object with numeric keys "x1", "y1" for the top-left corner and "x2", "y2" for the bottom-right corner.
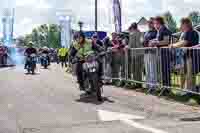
[
  {"x1": 92, "y1": 33, "x2": 104, "y2": 47},
  {"x1": 120, "y1": 34, "x2": 128, "y2": 79},
  {"x1": 102, "y1": 36, "x2": 112, "y2": 83},
  {"x1": 127, "y1": 22, "x2": 144, "y2": 88},
  {"x1": 170, "y1": 18, "x2": 199, "y2": 92},
  {"x1": 111, "y1": 32, "x2": 122, "y2": 79},
  {"x1": 150, "y1": 16, "x2": 172, "y2": 95},
  {"x1": 103, "y1": 36, "x2": 112, "y2": 50},
  {"x1": 144, "y1": 17, "x2": 158, "y2": 91}
]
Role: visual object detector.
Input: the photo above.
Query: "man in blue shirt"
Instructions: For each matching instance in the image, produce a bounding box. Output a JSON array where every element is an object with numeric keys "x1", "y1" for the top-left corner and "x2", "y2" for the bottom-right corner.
[
  {"x1": 150, "y1": 16, "x2": 172, "y2": 95},
  {"x1": 170, "y1": 18, "x2": 199, "y2": 48},
  {"x1": 170, "y1": 18, "x2": 199, "y2": 92}
]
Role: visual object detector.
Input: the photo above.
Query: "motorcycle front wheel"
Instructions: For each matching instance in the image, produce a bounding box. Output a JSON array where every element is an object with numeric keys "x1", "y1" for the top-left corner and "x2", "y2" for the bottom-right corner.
[{"x1": 90, "y1": 73, "x2": 102, "y2": 101}]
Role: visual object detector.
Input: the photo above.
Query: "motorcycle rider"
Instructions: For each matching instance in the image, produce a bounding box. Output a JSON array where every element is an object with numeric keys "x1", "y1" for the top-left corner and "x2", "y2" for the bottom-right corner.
[
  {"x1": 70, "y1": 32, "x2": 104, "y2": 91},
  {"x1": 24, "y1": 42, "x2": 37, "y2": 69},
  {"x1": 58, "y1": 46, "x2": 68, "y2": 68},
  {"x1": 41, "y1": 46, "x2": 50, "y2": 65}
]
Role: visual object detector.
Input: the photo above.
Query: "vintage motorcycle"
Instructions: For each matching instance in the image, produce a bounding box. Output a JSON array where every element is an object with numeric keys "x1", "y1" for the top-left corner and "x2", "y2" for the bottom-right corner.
[
  {"x1": 25, "y1": 54, "x2": 37, "y2": 74},
  {"x1": 72, "y1": 52, "x2": 105, "y2": 101}
]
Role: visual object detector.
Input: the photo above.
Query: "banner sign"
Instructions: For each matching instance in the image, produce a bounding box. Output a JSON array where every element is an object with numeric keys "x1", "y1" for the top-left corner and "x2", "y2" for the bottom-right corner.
[{"x1": 113, "y1": 0, "x2": 122, "y2": 33}]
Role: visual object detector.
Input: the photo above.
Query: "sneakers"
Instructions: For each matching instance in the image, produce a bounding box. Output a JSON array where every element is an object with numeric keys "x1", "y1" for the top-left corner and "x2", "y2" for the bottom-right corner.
[{"x1": 78, "y1": 83, "x2": 85, "y2": 91}]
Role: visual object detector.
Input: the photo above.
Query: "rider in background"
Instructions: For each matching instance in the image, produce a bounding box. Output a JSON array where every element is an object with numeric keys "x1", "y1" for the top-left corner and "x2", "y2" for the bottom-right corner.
[
  {"x1": 41, "y1": 46, "x2": 50, "y2": 65},
  {"x1": 58, "y1": 46, "x2": 68, "y2": 68},
  {"x1": 24, "y1": 42, "x2": 37, "y2": 69}
]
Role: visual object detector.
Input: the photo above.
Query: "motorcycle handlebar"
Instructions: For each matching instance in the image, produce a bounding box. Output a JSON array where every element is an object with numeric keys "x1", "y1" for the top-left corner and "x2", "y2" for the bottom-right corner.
[{"x1": 71, "y1": 50, "x2": 111, "y2": 64}]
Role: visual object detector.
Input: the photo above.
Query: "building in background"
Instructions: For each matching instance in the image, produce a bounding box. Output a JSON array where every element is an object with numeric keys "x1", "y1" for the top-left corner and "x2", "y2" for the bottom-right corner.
[
  {"x1": 56, "y1": 9, "x2": 72, "y2": 49},
  {"x1": 1, "y1": 8, "x2": 15, "y2": 46},
  {"x1": 124, "y1": 17, "x2": 148, "y2": 33},
  {"x1": 137, "y1": 17, "x2": 148, "y2": 32}
]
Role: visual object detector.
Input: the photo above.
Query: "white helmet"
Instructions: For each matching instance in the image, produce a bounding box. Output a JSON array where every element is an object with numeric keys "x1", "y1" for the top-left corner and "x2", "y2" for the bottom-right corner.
[{"x1": 43, "y1": 46, "x2": 48, "y2": 50}]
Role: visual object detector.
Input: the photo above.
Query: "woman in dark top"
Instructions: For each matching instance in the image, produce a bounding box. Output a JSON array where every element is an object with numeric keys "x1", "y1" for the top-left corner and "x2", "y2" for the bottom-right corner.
[{"x1": 144, "y1": 18, "x2": 158, "y2": 91}]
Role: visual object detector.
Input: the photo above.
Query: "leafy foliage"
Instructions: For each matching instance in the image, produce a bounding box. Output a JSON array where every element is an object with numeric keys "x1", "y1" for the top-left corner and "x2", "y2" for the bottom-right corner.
[
  {"x1": 163, "y1": 11, "x2": 178, "y2": 33},
  {"x1": 188, "y1": 11, "x2": 200, "y2": 27},
  {"x1": 18, "y1": 24, "x2": 61, "y2": 48}
]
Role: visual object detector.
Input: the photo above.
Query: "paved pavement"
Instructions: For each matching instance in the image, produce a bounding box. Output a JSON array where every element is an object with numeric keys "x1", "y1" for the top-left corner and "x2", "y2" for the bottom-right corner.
[{"x1": 0, "y1": 64, "x2": 200, "y2": 133}]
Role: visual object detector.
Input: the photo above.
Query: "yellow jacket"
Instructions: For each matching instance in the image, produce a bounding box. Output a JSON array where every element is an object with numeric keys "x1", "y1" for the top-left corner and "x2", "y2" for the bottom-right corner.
[{"x1": 58, "y1": 48, "x2": 68, "y2": 57}]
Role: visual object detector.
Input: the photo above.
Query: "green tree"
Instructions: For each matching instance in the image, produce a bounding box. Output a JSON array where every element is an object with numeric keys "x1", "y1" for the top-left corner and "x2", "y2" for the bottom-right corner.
[
  {"x1": 22, "y1": 24, "x2": 61, "y2": 48},
  {"x1": 48, "y1": 24, "x2": 61, "y2": 48},
  {"x1": 16, "y1": 36, "x2": 26, "y2": 46},
  {"x1": 188, "y1": 11, "x2": 200, "y2": 27},
  {"x1": 37, "y1": 24, "x2": 49, "y2": 47},
  {"x1": 24, "y1": 34, "x2": 32, "y2": 46},
  {"x1": 163, "y1": 11, "x2": 177, "y2": 33},
  {"x1": 31, "y1": 28, "x2": 39, "y2": 47}
]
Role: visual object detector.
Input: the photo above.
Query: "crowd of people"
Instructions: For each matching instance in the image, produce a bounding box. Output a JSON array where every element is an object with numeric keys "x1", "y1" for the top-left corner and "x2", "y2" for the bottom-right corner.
[
  {"x1": 127, "y1": 16, "x2": 199, "y2": 94},
  {"x1": 69, "y1": 15, "x2": 200, "y2": 95}
]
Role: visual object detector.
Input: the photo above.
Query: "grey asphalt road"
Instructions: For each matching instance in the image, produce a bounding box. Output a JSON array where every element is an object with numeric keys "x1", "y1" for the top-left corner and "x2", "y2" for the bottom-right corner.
[{"x1": 0, "y1": 64, "x2": 200, "y2": 133}]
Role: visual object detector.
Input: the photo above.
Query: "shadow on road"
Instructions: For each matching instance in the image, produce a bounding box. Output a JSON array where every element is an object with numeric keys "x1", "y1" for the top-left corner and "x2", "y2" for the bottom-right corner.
[
  {"x1": 40, "y1": 67, "x2": 51, "y2": 70},
  {"x1": 180, "y1": 117, "x2": 200, "y2": 122},
  {"x1": 75, "y1": 94, "x2": 115, "y2": 105},
  {"x1": 24, "y1": 72, "x2": 40, "y2": 75}
]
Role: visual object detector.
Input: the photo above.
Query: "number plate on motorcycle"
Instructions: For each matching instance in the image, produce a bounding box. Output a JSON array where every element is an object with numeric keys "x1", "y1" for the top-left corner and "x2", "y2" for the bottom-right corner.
[{"x1": 83, "y1": 61, "x2": 97, "y2": 69}]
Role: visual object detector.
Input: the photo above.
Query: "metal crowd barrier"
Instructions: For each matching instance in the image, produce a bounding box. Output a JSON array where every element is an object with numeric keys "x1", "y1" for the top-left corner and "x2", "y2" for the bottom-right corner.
[{"x1": 103, "y1": 47, "x2": 200, "y2": 95}]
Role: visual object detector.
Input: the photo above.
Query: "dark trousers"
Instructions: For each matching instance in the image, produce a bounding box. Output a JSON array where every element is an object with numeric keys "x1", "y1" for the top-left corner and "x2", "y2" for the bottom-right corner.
[
  {"x1": 161, "y1": 49, "x2": 171, "y2": 87},
  {"x1": 98, "y1": 60, "x2": 103, "y2": 78},
  {"x1": 59, "y1": 56, "x2": 67, "y2": 68},
  {"x1": 76, "y1": 62, "x2": 84, "y2": 87}
]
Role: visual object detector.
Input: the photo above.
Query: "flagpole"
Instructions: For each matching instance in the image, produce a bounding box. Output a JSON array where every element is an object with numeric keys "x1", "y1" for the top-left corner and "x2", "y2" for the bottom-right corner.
[{"x1": 95, "y1": 0, "x2": 98, "y2": 31}]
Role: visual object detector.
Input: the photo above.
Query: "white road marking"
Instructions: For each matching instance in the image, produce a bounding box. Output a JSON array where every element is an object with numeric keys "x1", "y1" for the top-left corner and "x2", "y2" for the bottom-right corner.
[
  {"x1": 0, "y1": 67, "x2": 14, "y2": 72},
  {"x1": 98, "y1": 110, "x2": 145, "y2": 121},
  {"x1": 122, "y1": 119, "x2": 168, "y2": 133},
  {"x1": 98, "y1": 110, "x2": 168, "y2": 133}
]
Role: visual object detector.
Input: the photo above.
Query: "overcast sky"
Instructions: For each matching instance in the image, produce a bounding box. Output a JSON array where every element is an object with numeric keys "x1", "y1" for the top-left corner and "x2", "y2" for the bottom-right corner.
[{"x1": 0, "y1": 0, "x2": 200, "y2": 36}]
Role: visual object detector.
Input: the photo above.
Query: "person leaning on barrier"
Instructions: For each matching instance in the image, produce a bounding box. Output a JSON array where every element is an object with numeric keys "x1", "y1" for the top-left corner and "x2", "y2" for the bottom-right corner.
[
  {"x1": 110, "y1": 32, "x2": 126, "y2": 81},
  {"x1": 110, "y1": 32, "x2": 121, "y2": 79},
  {"x1": 143, "y1": 17, "x2": 158, "y2": 91},
  {"x1": 126, "y1": 22, "x2": 144, "y2": 88},
  {"x1": 102, "y1": 36, "x2": 113, "y2": 83},
  {"x1": 150, "y1": 16, "x2": 172, "y2": 95},
  {"x1": 170, "y1": 18, "x2": 199, "y2": 93}
]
